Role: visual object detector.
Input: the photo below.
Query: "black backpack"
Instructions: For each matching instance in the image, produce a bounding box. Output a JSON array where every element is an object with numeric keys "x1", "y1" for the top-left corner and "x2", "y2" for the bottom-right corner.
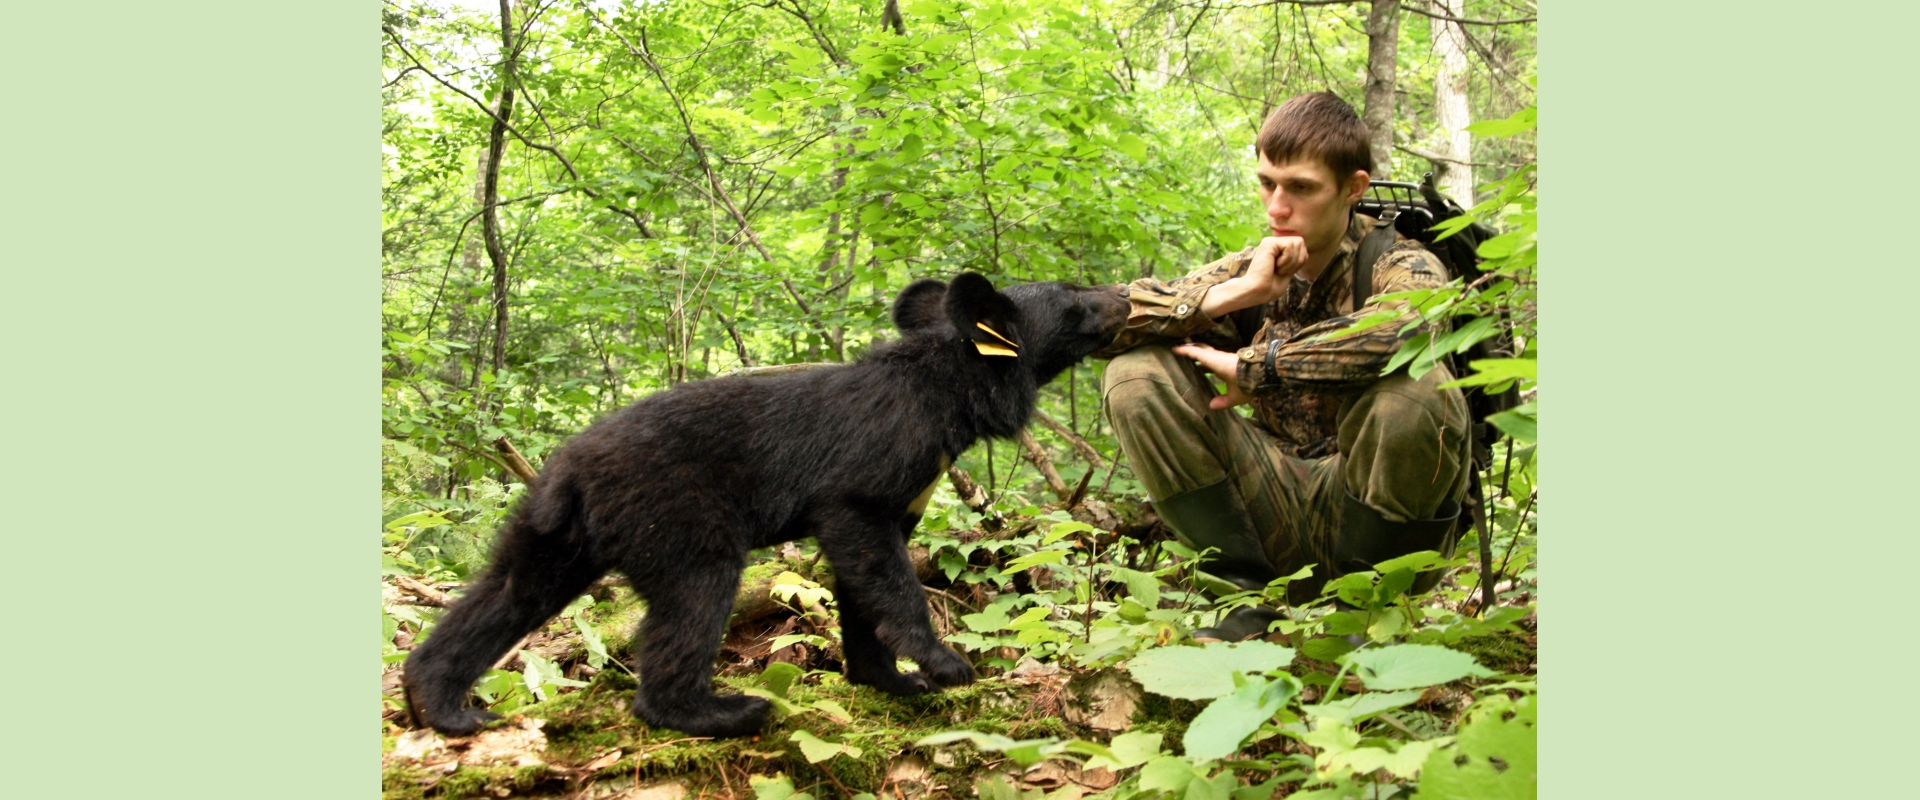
[{"x1": 1352, "y1": 173, "x2": 1520, "y2": 467}]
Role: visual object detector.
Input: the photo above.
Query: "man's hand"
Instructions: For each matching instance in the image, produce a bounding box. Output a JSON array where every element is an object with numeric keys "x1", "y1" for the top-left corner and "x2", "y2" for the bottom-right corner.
[
  {"x1": 1200, "y1": 236, "x2": 1309, "y2": 318},
  {"x1": 1172, "y1": 343, "x2": 1252, "y2": 411}
]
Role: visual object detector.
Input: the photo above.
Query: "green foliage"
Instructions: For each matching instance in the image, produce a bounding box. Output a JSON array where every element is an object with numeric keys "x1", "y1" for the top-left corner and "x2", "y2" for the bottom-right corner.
[{"x1": 381, "y1": 2, "x2": 1536, "y2": 796}]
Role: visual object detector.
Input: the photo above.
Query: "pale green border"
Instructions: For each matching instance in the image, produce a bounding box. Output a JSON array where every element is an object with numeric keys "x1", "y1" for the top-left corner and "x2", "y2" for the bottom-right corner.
[
  {"x1": 1, "y1": 3, "x2": 375, "y2": 796},
  {"x1": 1554, "y1": 2, "x2": 1916, "y2": 797}
]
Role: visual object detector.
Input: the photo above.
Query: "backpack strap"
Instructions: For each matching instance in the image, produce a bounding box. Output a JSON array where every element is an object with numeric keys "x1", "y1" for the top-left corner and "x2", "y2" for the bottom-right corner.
[{"x1": 1352, "y1": 211, "x2": 1398, "y2": 314}]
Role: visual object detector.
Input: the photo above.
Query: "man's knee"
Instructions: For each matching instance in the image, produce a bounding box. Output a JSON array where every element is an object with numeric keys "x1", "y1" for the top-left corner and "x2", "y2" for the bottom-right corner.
[
  {"x1": 1102, "y1": 346, "x2": 1198, "y2": 430},
  {"x1": 1338, "y1": 369, "x2": 1470, "y2": 522}
]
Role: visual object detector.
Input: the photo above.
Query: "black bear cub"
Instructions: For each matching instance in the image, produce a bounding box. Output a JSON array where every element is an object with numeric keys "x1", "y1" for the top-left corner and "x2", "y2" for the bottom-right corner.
[{"x1": 404, "y1": 272, "x2": 1129, "y2": 739}]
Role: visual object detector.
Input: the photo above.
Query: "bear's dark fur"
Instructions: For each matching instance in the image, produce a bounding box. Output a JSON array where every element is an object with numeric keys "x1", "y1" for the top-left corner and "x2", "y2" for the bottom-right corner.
[{"x1": 402, "y1": 273, "x2": 1128, "y2": 739}]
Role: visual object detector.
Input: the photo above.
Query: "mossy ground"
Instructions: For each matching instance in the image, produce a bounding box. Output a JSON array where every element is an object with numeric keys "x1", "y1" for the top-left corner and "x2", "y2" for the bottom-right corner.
[{"x1": 382, "y1": 661, "x2": 1107, "y2": 799}]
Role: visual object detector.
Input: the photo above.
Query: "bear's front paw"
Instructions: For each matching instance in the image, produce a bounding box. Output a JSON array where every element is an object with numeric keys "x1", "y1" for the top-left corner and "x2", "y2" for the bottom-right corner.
[
  {"x1": 919, "y1": 646, "x2": 976, "y2": 688},
  {"x1": 422, "y1": 707, "x2": 502, "y2": 737}
]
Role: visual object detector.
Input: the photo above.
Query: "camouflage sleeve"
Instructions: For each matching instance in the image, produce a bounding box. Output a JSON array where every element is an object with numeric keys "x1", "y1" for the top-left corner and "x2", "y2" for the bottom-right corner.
[
  {"x1": 1234, "y1": 243, "x2": 1451, "y2": 394},
  {"x1": 1093, "y1": 249, "x2": 1255, "y2": 358}
]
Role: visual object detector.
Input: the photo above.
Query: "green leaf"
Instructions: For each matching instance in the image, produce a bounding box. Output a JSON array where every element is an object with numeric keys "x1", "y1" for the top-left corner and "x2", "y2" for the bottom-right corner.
[
  {"x1": 959, "y1": 604, "x2": 1011, "y2": 632},
  {"x1": 1437, "y1": 357, "x2": 1536, "y2": 391},
  {"x1": 1138, "y1": 755, "x2": 1200, "y2": 793},
  {"x1": 1464, "y1": 107, "x2": 1536, "y2": 138},
  {"x1": 810, "y1": 699, "x2": 853, "y2": 723},
  {"x1": 790, "y1": 730, "x2": 862, "y2": 763},
  {"x1": 1487, "y1": 404, "x2": 1537, "y2": 443},
  {"x1": 1299, "y1": 688, "x2": 1425, "y2": 722},
  {"x1": 1328, "y1": 739, "x2": 1448, "y2": 781},
  {"x1": 1309, "y1": 310, "x2": 1399, "y2": 342},
  {"x1": 1004, "y1": 549, "x2": 1067, "y2": 572},
  {"x1": 575, "y1": 616, "x2": 608, "y2": 670},
  {"x1": 1182, "y1": 675, "x2": 1295, "y2": 761},
  {"x1": 1300, "y1": 636, "x2": 1356, "y2": 663},
  {"x1": 1127, "y1": 641, "x2": 1295, "y2": 700},
  {"x1": 759, "y1": 662, "x2": 804, "y2": 699},
  {"x1": 1042, "y1": 520, "x2": 1094, "y2": 544},
  {"x1": 1342, "y1": 644, "x2": 1495, "y2": 691},
  {"x1": 1115, "y1": 133, "x2": 1147, "y2": 161},
  {"x1": 1418, "y1": 695, "x2": 1536, "y2": 799},
  {"x1": 750, "y1": 773, "x2": 813, "y2": 800},
  {"x1": 1084, "y1": 731, "x2": 1163, "y2": 771},
  {"x1": 1111, "y1": 567, "x2": 1162, "y2": 608}
]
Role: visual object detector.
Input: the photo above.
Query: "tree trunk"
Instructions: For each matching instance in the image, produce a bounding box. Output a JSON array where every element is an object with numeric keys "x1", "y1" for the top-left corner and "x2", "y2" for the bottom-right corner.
[
  {"x1": 1431, "y1": 0, "x2": 1473, "y2": 206},
  {"x1": 483, "y1": 0, "x2": 517, "y2": 377},
  {"x1": 1363, "y1": 1, "x2": 1400, "y2": 179}
]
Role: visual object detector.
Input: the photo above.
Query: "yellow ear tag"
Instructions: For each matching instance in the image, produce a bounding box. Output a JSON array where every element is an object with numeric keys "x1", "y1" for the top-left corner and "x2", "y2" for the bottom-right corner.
[
  {"x1": 973, "y1": 341, "x2": 1019, "y2": 358},
  {"x1": 975, "y1": 321, "x2": 1020, "y2": 348}
]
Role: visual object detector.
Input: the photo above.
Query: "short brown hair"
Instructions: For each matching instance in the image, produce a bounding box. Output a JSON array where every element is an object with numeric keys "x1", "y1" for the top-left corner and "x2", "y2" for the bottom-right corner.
[{"x1": 1255, "y1": 92, "x2": 1373, "y2": 181}]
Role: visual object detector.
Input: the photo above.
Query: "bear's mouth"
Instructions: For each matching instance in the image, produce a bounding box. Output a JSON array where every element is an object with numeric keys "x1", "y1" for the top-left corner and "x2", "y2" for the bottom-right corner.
[{"x1": 1091, "y1": 286, "x2": 1130, "y2": 339}]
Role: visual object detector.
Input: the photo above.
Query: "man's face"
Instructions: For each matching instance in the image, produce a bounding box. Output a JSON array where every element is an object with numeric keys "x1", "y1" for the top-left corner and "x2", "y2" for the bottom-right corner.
[{"x1": 1254, "y1": 154, "x2": 1367, "y2": 256}]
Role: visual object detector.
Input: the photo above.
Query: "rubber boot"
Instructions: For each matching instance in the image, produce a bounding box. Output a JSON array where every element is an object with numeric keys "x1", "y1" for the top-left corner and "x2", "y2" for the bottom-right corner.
[
  {"x1": 1334, "y1": 492, "x2": 1461, "y2": 595},
  {"x1": 1151, "y1": 480, "x2": 1286, "y2": 643}
]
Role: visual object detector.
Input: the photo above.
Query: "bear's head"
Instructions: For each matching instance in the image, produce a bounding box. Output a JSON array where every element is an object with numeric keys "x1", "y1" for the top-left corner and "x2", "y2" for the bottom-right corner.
[{"x1": 890, "y1": 272, "x2": 1128, "y2": 385}]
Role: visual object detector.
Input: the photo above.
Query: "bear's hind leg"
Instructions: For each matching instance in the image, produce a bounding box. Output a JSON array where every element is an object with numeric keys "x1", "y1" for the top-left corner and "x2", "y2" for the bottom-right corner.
[
  {"x1": 402, "y1": 529, "x2": 603, "y2": 736},
  {"x1": 627, "y1": 562, "x2": 771, "y2": 738},
  {"x1": 839, "y1": 596, "x2": 937, "y2": 695}
]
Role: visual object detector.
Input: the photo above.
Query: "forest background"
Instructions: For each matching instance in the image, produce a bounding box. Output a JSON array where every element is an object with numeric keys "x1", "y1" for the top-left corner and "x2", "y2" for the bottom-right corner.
[{"x1": 379, "y1": 1, "x2": 1538, "y2": 798}]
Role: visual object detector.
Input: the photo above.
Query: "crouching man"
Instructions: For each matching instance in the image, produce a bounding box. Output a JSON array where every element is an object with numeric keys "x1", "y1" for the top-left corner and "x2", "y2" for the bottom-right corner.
[{"x1": 1098, "y1": 92, "x2": 1470, "y2": 642}]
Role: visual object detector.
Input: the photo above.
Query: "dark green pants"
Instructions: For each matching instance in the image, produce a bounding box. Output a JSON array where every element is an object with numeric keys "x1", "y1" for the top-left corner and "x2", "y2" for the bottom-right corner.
[{"x1": 1102, "y1": 346, "x2": 1471, "y2": 585}]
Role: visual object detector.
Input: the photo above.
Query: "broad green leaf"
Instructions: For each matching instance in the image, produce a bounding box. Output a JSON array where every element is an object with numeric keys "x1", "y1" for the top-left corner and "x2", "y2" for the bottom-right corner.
[
  {"x1": 1299, "y1": 688, "x2": 1424, "y2": 722},
  {"x1": 1182, "y1": 675, "x2": 1295, "y2": 760},
  {"x1": 1115, "y1": 132, "x2": 1147, "y2": 160},
  {"x1": 1418, "y1": 695, "x2": 1536, "y2": 799},
  {"x1": 1138, "y1": 755, "x2": 1199, "y2": 793},
  {"x1": 790, "y1": 730, "x2": 861, "y2": 763},
  {"x1": 1042, "y1": 520, "x2": 1095, "y2": 544},
  {"x1": 1367, "y1": 608, "x2": 1407, "y2": 641},
  {"x1": 575, "y1": 616, "x2": 608, "y2": 670},
  {"x1": 1308, "y1": 310, "x2": 1398, "y2": 342},
  {"x1": 1127, "y1": 641, "x2": 1295, "y2": 700},
  {"x1": 1327, "y1": 739, "x2": 1448, "y2": 780},
  {"x1": 759, "y1": 661, "x2": 804, "y2": 699},
  {"x1": 1111, "y1": 567, "x2": 1162, "y2": 608},
  {"x1": 1300, "y1": 636, "x2": 1356, "y2": 663},
  {"x1": 810, "y1": 699, "x2": 853, "y2": 723},
  {"x1": 1438, "y1": 357, "x2": 1536, "y2": 390},
  {"x1": 1487, "y1": 404, "x2": 1537, "y2": 443},
  {"x1": 1343, "y1": 644, "x2": 1494, "y2": 690},
  {"x1": 961, "y1": 604, "x2": 1012, "y2": 632},
  {"x1": 1004, "y1": 549, "x2": 1067, "y2": 572},
  {"x1": 1465, "y1": 107, "x2": 1537, "y2": 138},
  {"x1": 750, "y1": 773, "x2": 813, "y2": 800},
  {"x1": 1084, "y1": 731, "x2": 1163, "y2": 771}
]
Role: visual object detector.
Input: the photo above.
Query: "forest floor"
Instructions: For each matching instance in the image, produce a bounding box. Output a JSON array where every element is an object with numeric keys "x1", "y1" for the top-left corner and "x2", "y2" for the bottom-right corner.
[{"x1": 379, "y1": 499, "x2": 1537, "y2": 800}]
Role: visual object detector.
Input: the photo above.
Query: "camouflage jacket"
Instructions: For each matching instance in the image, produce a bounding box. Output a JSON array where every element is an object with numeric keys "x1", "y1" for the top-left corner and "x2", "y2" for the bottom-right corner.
[{"x1": 1099, "y1": 213, "x2": 1451, "y2": 458}]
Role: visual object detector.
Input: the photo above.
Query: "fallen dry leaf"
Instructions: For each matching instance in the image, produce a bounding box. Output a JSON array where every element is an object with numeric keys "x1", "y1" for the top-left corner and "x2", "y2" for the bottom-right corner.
[
  {"x1": 459, "y1": 717, "x2": 548, "y2": 766},
  {"x1": 887, "y1": 753, "x2": 933, "y2": 786},
  {"x1": 1021, "y1": 762, "x2": 1070, "y2": 788},
  {"x1": 1072, "y1": 767, "x2": 1118, "y2": 790},
  {"x1": 581, "y1": 748, "x2": 624, "y2": 773},
  {"x1": 1005, "y1": 656, "x2": 1061, "y2": 680},
  {"x1": 389, "y1": 729, "x2": 446, "y2": 763},
  {"x1": 621, "y1": 782, "x2": 687, "y2": 799}
]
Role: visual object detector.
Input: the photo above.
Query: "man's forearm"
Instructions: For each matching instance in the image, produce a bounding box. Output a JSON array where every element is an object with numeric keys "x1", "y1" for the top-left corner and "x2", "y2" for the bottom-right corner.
[{"x1": 1199, "y1": 276, "x2": 1273, "y2": 318}]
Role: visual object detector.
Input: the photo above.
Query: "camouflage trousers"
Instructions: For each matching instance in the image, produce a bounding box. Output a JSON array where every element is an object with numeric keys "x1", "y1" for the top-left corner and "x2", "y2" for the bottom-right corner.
[{"x1": 1102, "y1": 346, "x2": 1471, "y2": 587}]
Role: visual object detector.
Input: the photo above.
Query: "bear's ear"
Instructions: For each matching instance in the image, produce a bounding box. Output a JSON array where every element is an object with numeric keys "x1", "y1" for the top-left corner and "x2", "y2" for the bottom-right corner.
[
  {"x1": 944, "y1": 272, "x2": 1023, "y2": 358},
  {"x1": 892, "y1": 278, "x2": 950, "y2": 333}
]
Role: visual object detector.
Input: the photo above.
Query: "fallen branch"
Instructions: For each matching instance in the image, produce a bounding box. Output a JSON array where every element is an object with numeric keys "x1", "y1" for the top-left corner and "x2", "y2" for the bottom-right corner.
[
  {"x1": 491, "y1": 436, "x2": 539, "y2": 484},
  {"x1": 394, "y1": 575, "x2": 451, "y2": 607},
  {"x1": 1031, "y1": 409, "x2": 1106, "y2": 469},
  {"x1": 946, "y1": 465, "x2": 1005, "y2": 532},
  {"x1": 1018, "y1": 429, "x2": 1071, "y2": 501}
]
